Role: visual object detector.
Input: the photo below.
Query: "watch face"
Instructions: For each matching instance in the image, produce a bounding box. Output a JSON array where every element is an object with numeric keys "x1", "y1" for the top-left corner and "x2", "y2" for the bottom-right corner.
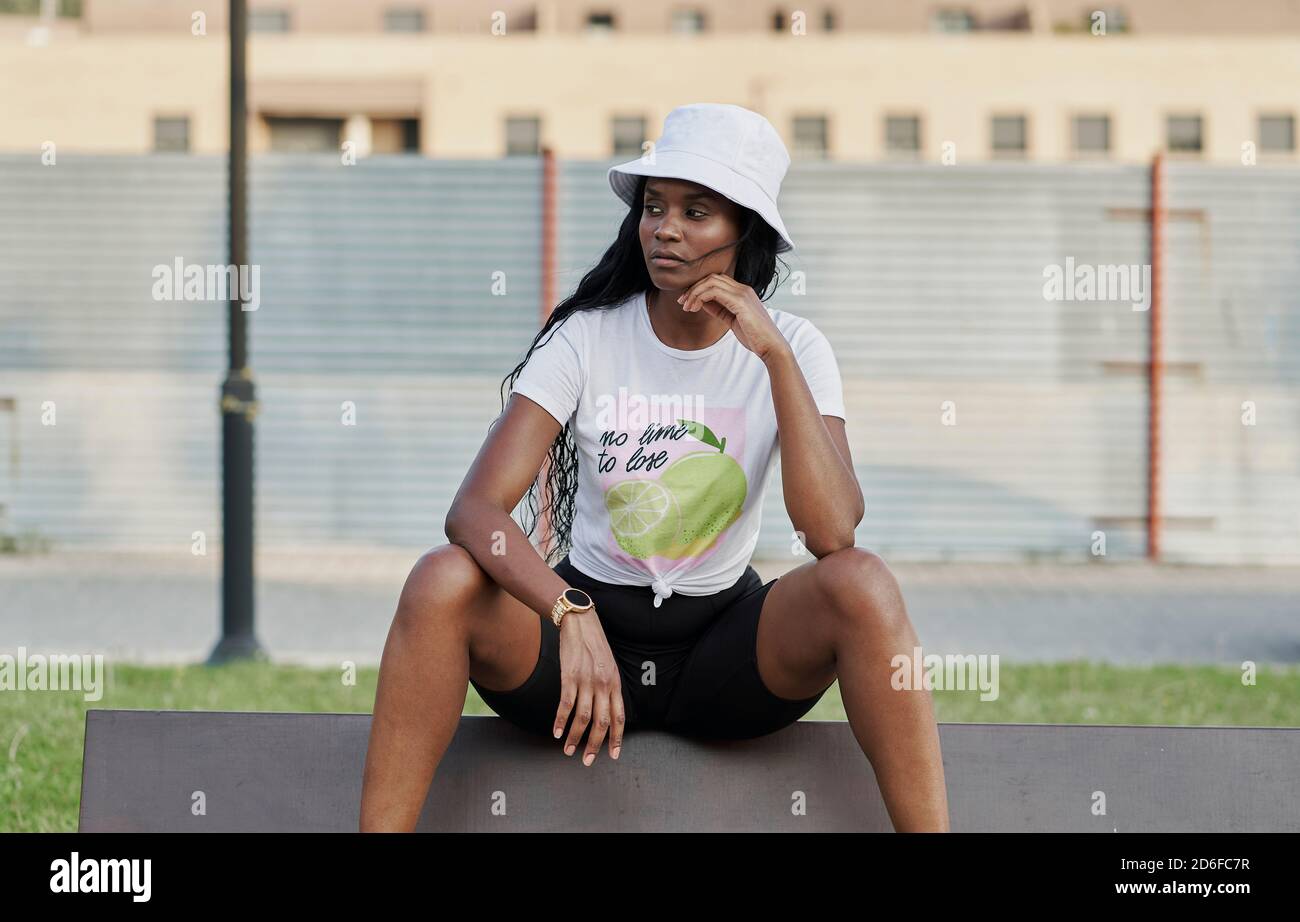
[{"x1": 563, "y1": 588, "x2": 592, "y2": 609}]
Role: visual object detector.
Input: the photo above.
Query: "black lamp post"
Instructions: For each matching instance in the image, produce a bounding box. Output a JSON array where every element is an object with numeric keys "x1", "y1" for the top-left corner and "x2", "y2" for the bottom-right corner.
[{"x1": 208, "y1": 0, "x2": 264, "y2": 664}]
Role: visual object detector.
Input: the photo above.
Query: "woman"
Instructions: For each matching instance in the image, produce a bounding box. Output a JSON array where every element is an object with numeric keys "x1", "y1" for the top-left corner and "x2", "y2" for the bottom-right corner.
[{"x1": 360, "y1": 103, "x2": 950, "y2": 832}]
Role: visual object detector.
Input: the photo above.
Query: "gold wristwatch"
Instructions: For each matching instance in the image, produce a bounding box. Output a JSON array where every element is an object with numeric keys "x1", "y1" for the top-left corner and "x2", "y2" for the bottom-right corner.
[{"x1": 550, "y1": 587, "x2": 594, "y2": 628}]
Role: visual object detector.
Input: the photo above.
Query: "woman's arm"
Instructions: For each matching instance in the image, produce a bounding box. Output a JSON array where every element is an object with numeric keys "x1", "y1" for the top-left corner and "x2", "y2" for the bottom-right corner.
[
  {"x1": 447, "y1": 392, "x2": 626, "y2": 763},
  {"x1": 675, "y1": 273, "x2": 863, "y2": 558},
  {"x1": 444, "y1": 393, "x2": 575, "y2": 617},
  {"x1": 764, "y1": 345, "x2": 863, "y2": 556}
]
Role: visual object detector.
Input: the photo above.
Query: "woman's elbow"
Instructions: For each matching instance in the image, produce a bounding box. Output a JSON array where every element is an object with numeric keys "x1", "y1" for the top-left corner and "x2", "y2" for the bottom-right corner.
[
  {"x1": 444, "y1": 495, "x2": 474, "y2": 543},
  {"x1": 804, "y1": 526, "x2": 858, "y2": 558},
  {"x1": 445, "y1": 493, "x2": 511, "y2": 545}
]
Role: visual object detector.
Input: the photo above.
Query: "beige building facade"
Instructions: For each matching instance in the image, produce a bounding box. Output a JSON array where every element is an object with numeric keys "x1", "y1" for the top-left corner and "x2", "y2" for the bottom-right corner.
[
  {"x1": 1, "y1": 0, "x2": 1297, "y2": 163},
  {"x1": 68, "y1": 0, "x2": 1300, "y2": 36}
]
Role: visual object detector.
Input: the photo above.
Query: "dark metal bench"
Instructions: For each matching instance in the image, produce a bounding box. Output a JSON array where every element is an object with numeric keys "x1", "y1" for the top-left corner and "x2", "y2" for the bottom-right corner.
[{"x1": 78, "y1": 710, "x2": 1300, "y2": 832}]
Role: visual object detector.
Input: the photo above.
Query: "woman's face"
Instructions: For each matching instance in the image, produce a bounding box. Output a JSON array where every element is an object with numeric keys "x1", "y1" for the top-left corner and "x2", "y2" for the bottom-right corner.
[{"x1": 639, "y1": 177, "x2": 743, "y2": 289}]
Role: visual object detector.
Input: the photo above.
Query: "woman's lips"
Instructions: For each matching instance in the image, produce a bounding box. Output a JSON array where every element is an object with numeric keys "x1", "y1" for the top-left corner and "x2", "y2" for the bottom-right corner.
[{"x1": 651, "y1": 256, "x2": 685, "y2": 267}]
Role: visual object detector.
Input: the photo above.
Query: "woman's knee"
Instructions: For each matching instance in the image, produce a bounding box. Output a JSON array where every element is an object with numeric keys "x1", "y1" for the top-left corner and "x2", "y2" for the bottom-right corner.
[
  {"x1": 815, "y1": 546, "x2": 910, "y2": 636},
  {"x1": 394, "y1": 543, "x2": 489, "y2": 634}
]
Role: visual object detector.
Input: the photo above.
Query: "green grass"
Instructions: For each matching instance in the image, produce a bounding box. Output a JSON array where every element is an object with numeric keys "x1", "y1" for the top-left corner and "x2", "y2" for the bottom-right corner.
[{"x1": 2, "y1": 660, "x2": 1297, "y2": 832}]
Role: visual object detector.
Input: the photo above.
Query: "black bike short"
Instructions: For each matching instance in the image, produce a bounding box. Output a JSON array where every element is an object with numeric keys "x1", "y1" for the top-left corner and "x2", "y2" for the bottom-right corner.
[{"x1": 468, "y1": 553, "x2": 831, "y2": 741}]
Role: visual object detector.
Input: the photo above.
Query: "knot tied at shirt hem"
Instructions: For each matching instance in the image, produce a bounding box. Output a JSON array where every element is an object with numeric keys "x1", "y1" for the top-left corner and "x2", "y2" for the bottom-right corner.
[{"x1": 650, "y1": 576, "x2": 674, "y2": 608}]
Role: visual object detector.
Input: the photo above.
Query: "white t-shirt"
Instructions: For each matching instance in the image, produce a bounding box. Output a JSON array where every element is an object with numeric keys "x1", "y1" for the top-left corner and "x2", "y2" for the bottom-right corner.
[{"x1": 510, "y1": 288, "x2": 846, "y2": 608}]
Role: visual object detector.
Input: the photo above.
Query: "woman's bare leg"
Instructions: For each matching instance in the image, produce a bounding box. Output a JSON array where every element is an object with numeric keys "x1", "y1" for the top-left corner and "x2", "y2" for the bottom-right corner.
[
  {"x1": 754, "y1": 546, "x2": 951, "y2": 832},
  {"x1": 359, "y1": 542, "x2": 543, "y2": 832}
]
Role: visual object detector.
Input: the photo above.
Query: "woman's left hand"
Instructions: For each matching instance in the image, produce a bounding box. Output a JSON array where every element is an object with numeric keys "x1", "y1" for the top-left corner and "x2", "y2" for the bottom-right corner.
[{"x1": 677, "y1": 274, "x2": 791, "y2": 363}]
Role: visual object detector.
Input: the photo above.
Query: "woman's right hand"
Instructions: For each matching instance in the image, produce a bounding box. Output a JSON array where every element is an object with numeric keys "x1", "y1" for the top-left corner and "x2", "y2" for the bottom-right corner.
[{"x1": 554, "y1": 608, "x2": 625, "y2": 764}]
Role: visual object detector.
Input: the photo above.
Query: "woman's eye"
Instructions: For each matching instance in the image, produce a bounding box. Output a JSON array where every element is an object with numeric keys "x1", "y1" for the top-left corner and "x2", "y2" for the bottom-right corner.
[{"x1": 644, "y1": 205, "x2": 706, "y2": 218}]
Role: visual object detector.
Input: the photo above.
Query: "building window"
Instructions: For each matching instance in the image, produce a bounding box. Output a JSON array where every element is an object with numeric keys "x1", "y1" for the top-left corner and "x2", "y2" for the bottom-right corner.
[
  {"x1": 369, "y1": 118, "x2": 421, "y2": 153},
  {"x1": 770, "y1": 6, "x2": 830, "y2": 31},
  {"x1": 792, "y1": 115, "x2": 828, "y2": 159},
  {"x1": 11, "y1": 0, "x2": 81, "y2": 18},
  {"x1": 1089, "y1": 6, "x2": 1128, "y2": 33},
  {"x1": 1072, "y1": 115, "x2": 1110, "y2": 156},
  {"x1": 991, "y1": 114, "x2": 1027, "y2": 157},
  {"x1": 248, "y1": 9, "x2": 290, "y2": 33},
  {"x1": 402, "y1": 118, "x2": 420, "y2": 152},
  {"x1": 153, "y1": 116, "x2": 190, "y2": 153},
  {"x1": 884, "y1": 115, "x2": 921, "y2": 157},
  {"x1": 268, "y1": 117, "x2": 343, "y2": 153},
  {"x1": 671, "y1": 9, "x2": 705, "y2": 33},
  {"x1": 1258, "y1": 114, "x2": 1295, "y2": 153},
  {"x1": 505, "y1": 116, "x2": 541, "y2": 156},
  {"x1": 982, "y1": 9, "x2": 1031, "y2": 30},
  {"x1": 586, "y1": 11, "x2": 615, "y2": 33},
  {"x1": 932, "y1": 8, "x2": 975, "y2": 32},
  {"x1": 384, "y1": 9, "x2": 425, "y2": 32},
  {"x1": 1166, "y1": 115, "x2": 1203, "y2": 154},
  {"x1": 611, "y1": 116, "x2": 647, "y2": 158}
]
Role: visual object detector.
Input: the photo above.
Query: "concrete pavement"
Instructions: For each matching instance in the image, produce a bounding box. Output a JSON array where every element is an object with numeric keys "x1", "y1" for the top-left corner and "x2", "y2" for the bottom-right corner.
[{"x1": 1, "y1": 549, "x2": 1296, "y2": 667}]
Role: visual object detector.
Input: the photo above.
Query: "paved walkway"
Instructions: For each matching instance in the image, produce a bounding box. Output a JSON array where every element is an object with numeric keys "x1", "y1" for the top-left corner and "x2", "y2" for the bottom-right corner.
[{"x1": 1, "y1": 550, "x2": 1296, "y2": 667}]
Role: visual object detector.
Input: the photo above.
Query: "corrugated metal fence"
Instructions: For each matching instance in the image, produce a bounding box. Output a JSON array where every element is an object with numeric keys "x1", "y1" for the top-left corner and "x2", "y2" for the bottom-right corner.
[{"x1": 1, "y1": 154, "x2": 1297, "y2": 562}]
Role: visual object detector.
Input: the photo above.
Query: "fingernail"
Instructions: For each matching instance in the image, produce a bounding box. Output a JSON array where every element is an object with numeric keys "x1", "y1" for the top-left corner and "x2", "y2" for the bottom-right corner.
[
  {"x1": 611, "y1": 747, "x2": 620, "y2": 759},
  {"x1": 676, "y1": 294, "x2": 685, "y2": 303},
  {"x1": 553, "y1": 728, "x2": 562, "y2": 739},
  {"x1": 583, "y1": 753, "x2": 594, "y2": 766},
  {"x1": 565, "y1": 744, "x2": 575, "y2": 755}
]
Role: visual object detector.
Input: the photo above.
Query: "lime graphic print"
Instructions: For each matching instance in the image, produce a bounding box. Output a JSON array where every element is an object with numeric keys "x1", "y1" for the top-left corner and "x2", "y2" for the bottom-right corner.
[{"x1": 594, "y1": 405, "x2": 748, "y2": 574}]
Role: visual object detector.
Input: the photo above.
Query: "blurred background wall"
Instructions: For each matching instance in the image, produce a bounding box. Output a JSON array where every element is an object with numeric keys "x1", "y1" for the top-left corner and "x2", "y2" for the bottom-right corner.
[{"x1": 1, "y1": 0, "x2": 1297, "y2": 564}]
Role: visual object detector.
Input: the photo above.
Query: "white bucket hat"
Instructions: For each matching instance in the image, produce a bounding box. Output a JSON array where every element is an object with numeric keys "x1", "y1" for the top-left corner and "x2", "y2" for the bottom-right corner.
[{"x1": 607, "y1": 103, "x2": 795, "y2": 253}]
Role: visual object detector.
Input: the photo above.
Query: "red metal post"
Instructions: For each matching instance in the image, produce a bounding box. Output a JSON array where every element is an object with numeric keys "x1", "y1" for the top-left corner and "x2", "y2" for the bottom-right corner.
[
  {"x1": 540, "y1": 145, "x2": 557, "y2": 323},
  {"x1": 1147, "y1": 152, "x2": 1165, "y2": 561},
  {"x1": 537, "y1": 145, "x2": 558, "y2": 557}
]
